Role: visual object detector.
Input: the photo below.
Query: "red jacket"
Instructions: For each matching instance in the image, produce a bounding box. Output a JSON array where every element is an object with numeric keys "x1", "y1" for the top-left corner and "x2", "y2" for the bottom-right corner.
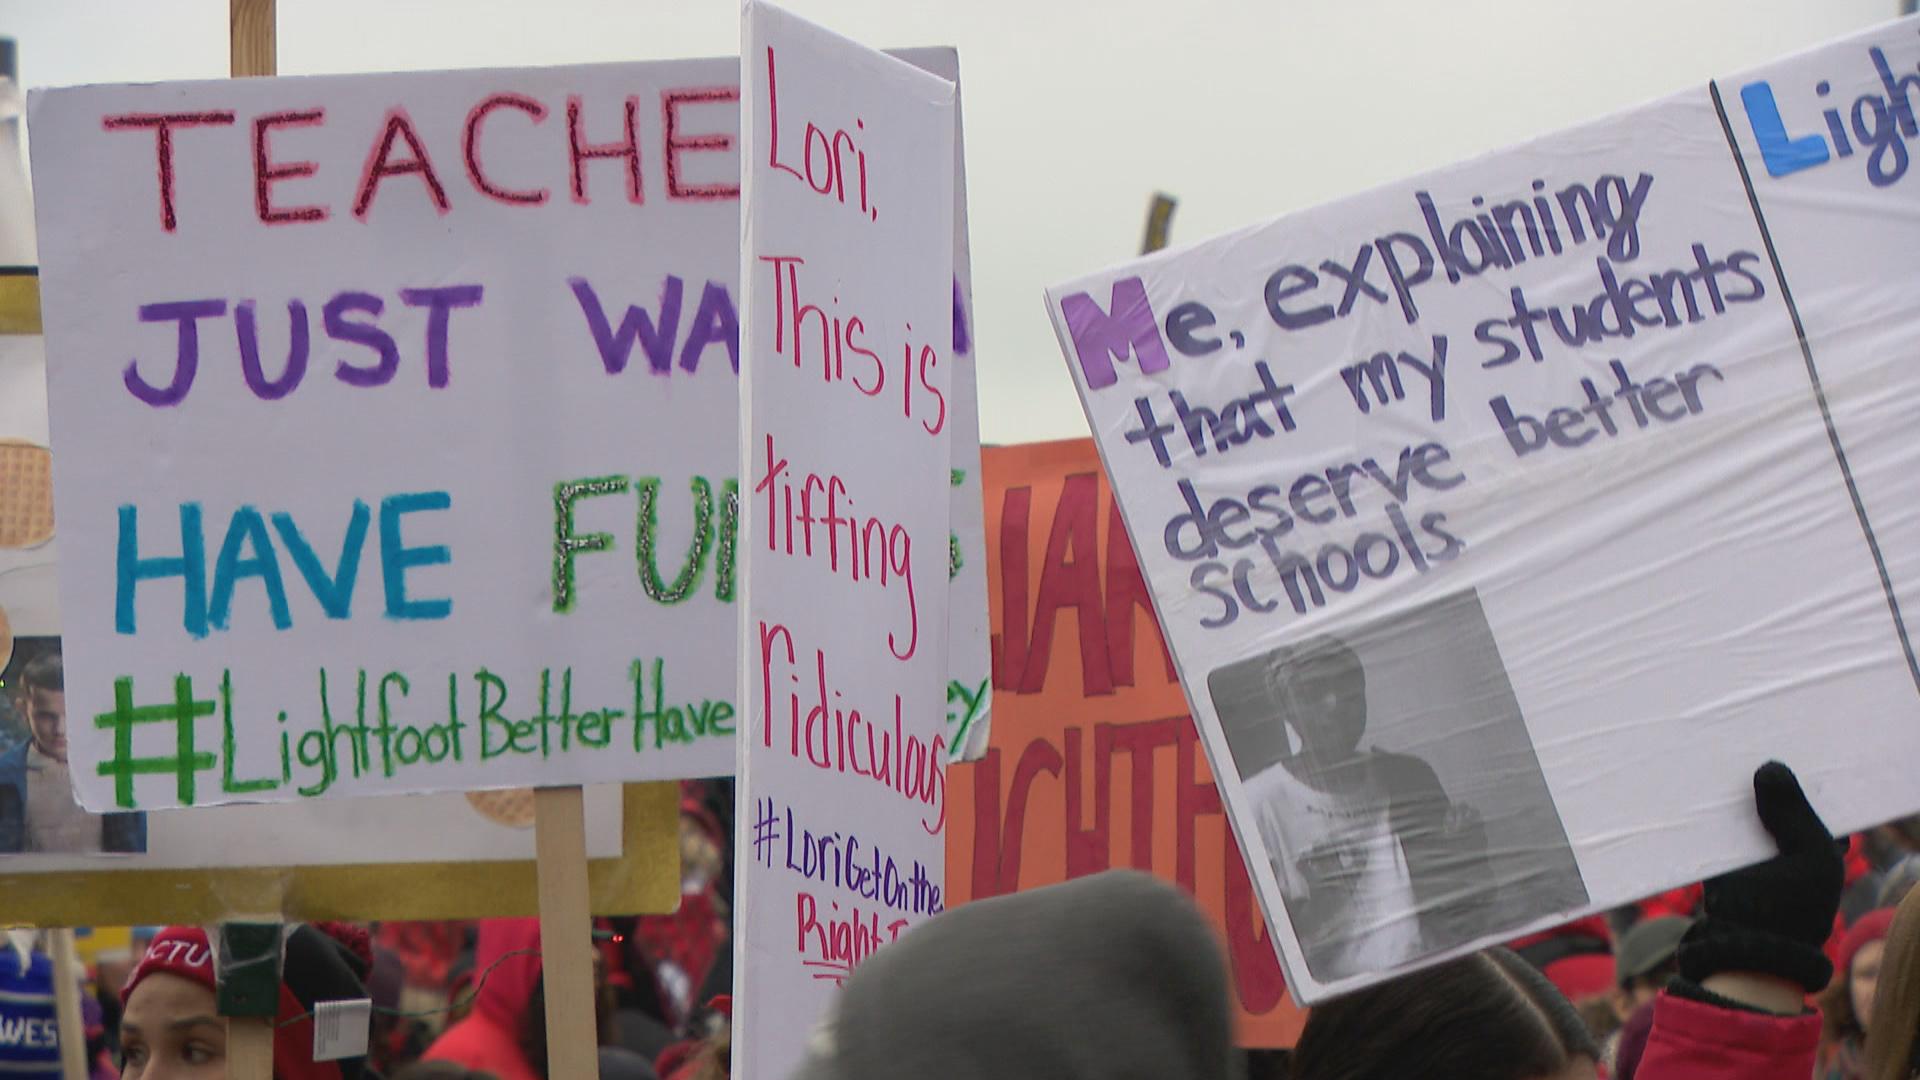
[
  {"x1": 1634, "y1": 992, "x2": 1820, "y2": 1080},
  {"x1": 422, "y1": 918, "x2": 545, "y2": 1080}
]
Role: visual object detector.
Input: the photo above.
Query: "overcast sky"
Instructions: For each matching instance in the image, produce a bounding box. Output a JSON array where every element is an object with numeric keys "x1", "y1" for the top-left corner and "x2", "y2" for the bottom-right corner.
[{"x1": 0, "y1": 0, "x2": 1901, "y2": 443}]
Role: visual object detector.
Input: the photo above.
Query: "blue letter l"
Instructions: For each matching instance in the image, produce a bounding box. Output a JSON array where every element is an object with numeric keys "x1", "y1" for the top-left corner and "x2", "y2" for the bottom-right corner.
[{"x1": 1740, "y1": 80, "x2": 1830, "y2": 178}]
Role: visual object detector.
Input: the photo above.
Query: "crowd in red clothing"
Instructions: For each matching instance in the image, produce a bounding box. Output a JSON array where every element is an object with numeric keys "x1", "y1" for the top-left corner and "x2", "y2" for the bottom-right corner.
[{"x1": 74, "y1": 768, "x2": 1920, "y2": 1080}]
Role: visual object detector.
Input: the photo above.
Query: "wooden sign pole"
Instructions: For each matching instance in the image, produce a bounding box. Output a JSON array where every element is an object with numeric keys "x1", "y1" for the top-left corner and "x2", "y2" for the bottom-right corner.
[
  {"x1": 535, "y1": 786, "x2": 601, "y2": 1080},
  {"x1": 230, "y1": 0, "x2": 275, "y2": 81},
  {"x1": 222, "y1": 13, "x2": 277, "y2": 1080},
  {"x1": 48, "y1": 930, "x2": 87, "y2": 1080}
]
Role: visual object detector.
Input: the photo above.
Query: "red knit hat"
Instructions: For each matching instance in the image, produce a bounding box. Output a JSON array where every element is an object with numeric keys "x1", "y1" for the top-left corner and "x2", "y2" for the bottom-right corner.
[
  {"x1": 1837, "y1": 907, "x2": 1898, "y2": 979},
  {"x1": 122, "y1": 926, "x2": 215, "y2": 1002},
  {"x1": 122, "y1": 924, "x2": 373, "y2": 1080}
]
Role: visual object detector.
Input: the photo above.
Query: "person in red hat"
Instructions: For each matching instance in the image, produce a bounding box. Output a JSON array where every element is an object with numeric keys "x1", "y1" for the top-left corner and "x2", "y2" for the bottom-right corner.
[
  {"x1": 1817, "y1": 907, "x2": 1897, "y2": 1080},
  {"x1": 118, "y1": 922, "x2": 375, "y2": 1080}
]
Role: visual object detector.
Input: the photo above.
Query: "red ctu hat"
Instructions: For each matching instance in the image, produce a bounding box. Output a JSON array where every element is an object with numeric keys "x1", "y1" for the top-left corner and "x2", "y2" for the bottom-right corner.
[
  {"x1": 122, "y1": 926, "x2": 215, "y2": 1004},
  {"x1": 122, "y1": 924, "x2": 370, "y2": 1080}
]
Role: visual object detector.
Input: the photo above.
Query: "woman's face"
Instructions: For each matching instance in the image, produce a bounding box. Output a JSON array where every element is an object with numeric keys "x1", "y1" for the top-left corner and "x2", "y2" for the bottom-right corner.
[
  {"x1": 1852, "y1": 939, "x2": 1886, "y2": 1030},
  {"x1": 120, "y1": 972, "x2": 227, "y2": 1079}
]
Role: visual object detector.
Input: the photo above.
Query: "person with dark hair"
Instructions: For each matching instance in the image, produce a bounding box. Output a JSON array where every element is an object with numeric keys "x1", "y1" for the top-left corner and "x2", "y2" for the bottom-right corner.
[
  {"x1": 117, "y1": 922, "x2": 376, "y2": 1079},
  {"x1": 1820, "y1": 908, "x2": 1897, "y2": 1080},
  {"x1": 0, "y1": 648, "x2": 143, "y2": 853},
  {"x1": 1290, "y1": 947, "x2": 1602, "y2": 1080},
  {"x1": 1241, "y1": 635, "x2": 1486, "y2": 978}
]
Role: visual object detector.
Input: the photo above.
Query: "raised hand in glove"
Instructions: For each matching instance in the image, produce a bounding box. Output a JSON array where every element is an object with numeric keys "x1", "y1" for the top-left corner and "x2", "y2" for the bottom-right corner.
[{"x1": 1677, "y1": 760, "x2": 1844, "y2": 998}]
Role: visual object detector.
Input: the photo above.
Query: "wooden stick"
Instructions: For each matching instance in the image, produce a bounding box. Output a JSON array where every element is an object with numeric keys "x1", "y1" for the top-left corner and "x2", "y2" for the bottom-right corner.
[
  {"x1": 225, "y1": 5, "x2": 276, "y2": 1075},
  {"x1": 48, "y1": 930, "x2": 87, "y2": 1080},
  {"x1": 1141, "y1": 193, "x2": 1176, "y2": 254},
  {"x1": 536, "y1": 786, "x2": 600, "y2": 1080},
  {"x1": 228, "y1": 1018, "x2": 275, "y2": 1079},
  {"x1": 229, "y1": 0, "x2": 276, "y2": 78}
]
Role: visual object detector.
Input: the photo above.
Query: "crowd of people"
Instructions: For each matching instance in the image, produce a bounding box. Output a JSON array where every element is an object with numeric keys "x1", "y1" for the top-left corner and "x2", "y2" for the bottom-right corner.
[
  {"x1": 7, "y1": 764, "x2": 1919, "y2": 1079},
  {"x1": 0, "y1": 780, "x2": 736, "y2": 1080}
]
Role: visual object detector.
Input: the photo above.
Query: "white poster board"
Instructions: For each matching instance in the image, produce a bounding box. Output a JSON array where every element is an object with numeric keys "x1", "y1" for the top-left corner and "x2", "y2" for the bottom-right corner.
[
  {"x1": 1045, "y1": 16, "x2": 1920, "y2": 1003},
  {"x1": 27, "y1": 53, "x2": 986, "y2": 811},
  {"x1": 733, "y1": 4, "x2": 954, "y2": 1078}
]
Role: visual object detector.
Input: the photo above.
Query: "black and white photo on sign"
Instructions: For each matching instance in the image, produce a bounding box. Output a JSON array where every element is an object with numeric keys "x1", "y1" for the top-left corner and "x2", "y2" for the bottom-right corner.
[{"x1": 1207, "y1": 589, "x2": 1586, "y2": 983}]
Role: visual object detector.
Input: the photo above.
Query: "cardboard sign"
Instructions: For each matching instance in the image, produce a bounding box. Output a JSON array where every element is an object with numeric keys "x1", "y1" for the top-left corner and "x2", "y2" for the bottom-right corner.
[
  {"x1": 1044, "y1": 17, "x2": 1920, "y2": 1002},
  {"x1": 733, "y1": 5, "x2": 954, "y2": 1078},
  {"x1": 27, "y1": 53, "x2": 986, "y2": 810},
  {"x1": 948, "y1": 437, "x2": 1307, "y2": 1046}
]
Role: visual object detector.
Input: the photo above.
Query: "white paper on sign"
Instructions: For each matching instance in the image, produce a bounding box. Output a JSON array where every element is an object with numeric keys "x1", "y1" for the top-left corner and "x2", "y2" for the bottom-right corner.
[
  {"x1": 733, "y1": 5, "x2": 956, "y2": 1079},
  {"x1": 1044, "y1": 16, "x2": 1920, "y2": 1004},
  {"x1": 25, "y1": 51, "x2": 988, "y2": 810},
  {"x1": 312, "y1": 998, "x2": 372, "y2": 1062}
]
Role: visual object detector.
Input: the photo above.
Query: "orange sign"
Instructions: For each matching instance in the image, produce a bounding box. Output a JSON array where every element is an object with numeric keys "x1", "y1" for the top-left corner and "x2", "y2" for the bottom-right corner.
[{"x1": 946, "y1": 438, "x2": 1306, "y2": 1046}]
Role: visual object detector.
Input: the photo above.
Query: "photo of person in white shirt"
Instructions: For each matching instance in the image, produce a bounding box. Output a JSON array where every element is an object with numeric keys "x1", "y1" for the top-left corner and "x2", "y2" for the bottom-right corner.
[{"x1": 1224, "y1": 634, "x2": 1490, "y2": 981}]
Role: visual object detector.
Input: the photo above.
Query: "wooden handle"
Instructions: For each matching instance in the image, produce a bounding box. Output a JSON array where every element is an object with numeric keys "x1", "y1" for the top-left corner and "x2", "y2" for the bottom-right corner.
[
  {"x1": 229, "y1": 0, "x2": 276, "y2": 77},
  {"x1": 227, "y1": 1017, "x2": 275, "y2": 1079},
  {"x1": 221, "y1": 13, "x2": 279, "y2": 1076},
  {"x1": 536, "y1": 786, "x2": 601, "y2": 1080},
  {"x1": 48, "y1": 930, "x2": 87, "y2": 1080}
]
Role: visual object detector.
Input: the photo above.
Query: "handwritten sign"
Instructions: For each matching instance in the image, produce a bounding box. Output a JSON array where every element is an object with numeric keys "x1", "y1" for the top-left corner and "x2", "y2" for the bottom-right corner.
[
  {"x1": 27, "y1": 53, "x2": 985, "y2": 810},
  {"x1": 732, "y1": 5, "x2": 954, "y2": 1078},
  {"x1": 1045, "y1": 17, "x2": 1920, "y2": 1002},
  {"x1": 948, "y1": 438, "x2": 1306, "y2": 1046}
]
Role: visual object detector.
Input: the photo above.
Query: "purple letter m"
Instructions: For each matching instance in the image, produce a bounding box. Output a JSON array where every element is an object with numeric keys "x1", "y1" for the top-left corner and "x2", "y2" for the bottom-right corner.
[{"x1": 1060, "y1": 276, "x2": 1170, "y2": 390}]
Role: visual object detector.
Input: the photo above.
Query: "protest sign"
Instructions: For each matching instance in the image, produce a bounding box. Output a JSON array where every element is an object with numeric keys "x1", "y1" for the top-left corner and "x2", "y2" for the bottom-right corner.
[
  {"x1": 0, "y1": 255, "x2": 667, "y2": 925},
  {"x1": 26, "y1": 51, "x2": 986, "y2": 810},
  {"x1": 733, "y1": 5, "x2": 954, "y2": 1077},
  {"x1": 1045, "y1": 16, "x2": 1920, "y2": 1003},
  {"x1": 948, "y1": 437, "x2": 1306, "y2": 1046}
]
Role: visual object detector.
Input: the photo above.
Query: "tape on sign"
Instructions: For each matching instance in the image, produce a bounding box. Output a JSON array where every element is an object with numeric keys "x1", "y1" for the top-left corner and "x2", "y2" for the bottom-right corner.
[
  {"x1": 466, "y1": 787, "x2": 537, "y2": 829},
  {"x1": 0, "y1": 441, "x2": 53, "y2": 549}
]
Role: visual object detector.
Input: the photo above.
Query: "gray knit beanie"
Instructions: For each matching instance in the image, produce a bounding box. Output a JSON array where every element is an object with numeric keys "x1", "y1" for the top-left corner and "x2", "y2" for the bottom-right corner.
[{"x1": 790, "y1": 870, "x2": 1240, "y2": 1080}]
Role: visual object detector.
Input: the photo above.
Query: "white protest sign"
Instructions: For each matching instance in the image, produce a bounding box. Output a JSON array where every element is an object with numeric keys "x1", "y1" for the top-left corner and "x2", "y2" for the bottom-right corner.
[
  {"x1": 943, "y1": 124, "x2": 992, "y2": 763},
  {"x1": 27, "y1": 53, "x2": 986, "y2": 810},
  {"x1": 1045, "y1": 16, "x2": 1920, "y2": 1003},
  {"x1": 733, "y1": 5, "x2": 954, "y2": 1078}
]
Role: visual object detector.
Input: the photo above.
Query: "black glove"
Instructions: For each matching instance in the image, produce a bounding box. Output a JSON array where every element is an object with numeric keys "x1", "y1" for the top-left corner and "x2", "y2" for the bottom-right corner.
[{"x1": 1677, "y1": 761, "x2": 1843, "y2": 993}]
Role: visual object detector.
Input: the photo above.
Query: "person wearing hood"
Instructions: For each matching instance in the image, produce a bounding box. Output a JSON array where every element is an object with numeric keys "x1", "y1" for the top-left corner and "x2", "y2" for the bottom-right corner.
[
  {"x1": 421, "y1": 918, "x2": 633, "y2": 1080},
  {"x1": 117, "y1": 922, "x2": 375, "y2": 1080},
  {"x1": 421, "y1": 920, "x2": 544, "y2": 1080}
]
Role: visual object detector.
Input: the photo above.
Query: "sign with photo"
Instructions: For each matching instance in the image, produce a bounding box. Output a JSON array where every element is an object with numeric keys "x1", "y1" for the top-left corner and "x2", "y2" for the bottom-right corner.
[{"x1": 1045, "y1": 17, "x2": 1920, "y2": 1001}]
